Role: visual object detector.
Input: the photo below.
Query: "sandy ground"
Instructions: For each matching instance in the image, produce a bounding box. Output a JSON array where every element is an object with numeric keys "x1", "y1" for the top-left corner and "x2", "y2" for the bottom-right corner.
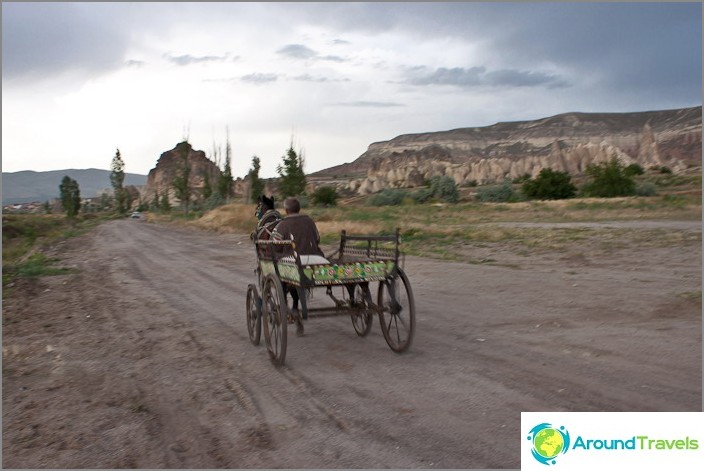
[{"x1": 2, "y1": 218, "x2": 701, "y2": 469}]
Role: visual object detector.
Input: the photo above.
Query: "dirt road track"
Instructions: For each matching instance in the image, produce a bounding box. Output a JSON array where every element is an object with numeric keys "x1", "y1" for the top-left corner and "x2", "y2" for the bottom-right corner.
[{"x1": 3, "y1": 219, "x2": 701, "y2": 468}]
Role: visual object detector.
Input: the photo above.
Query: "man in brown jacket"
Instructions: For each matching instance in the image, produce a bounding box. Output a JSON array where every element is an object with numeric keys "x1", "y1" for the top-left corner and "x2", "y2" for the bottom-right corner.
[
  {"x1": 271, "y1": 197, "x2": 324, "y2": 257},
  {"x1": 271, "y1": 197, "x2": 325, "y2": 335}
]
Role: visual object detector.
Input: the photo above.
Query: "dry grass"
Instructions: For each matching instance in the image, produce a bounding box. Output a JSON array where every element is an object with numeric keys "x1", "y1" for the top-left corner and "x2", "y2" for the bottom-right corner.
[{"x1": 145, "y1": 193, "x2": 701, "y2": 261}]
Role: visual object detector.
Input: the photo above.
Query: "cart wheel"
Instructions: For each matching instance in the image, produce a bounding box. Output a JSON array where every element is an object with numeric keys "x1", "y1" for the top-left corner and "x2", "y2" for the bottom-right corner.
[
  {"x1": 246, "y1": 284, "x2": 261, "y2": 346},
  {"x1": 377, "y1": 268, "x2": 416, "y2": 353},
  {"x1": 351, "y1": 284, "x2": 374, "y2": 337},
  {"x1": 262, "y1": 275, "x2": 287, "y2": 366}
]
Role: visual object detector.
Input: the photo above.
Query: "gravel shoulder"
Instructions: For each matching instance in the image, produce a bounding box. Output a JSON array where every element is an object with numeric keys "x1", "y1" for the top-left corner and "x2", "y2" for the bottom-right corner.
[{"x1": 2, "y1": 218, "x2": 701, "y2": 469}]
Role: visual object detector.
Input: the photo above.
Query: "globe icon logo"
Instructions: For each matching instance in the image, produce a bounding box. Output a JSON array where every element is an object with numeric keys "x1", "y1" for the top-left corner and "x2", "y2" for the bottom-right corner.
[{"x1": 527, "y1": 423, "x2": 570, "y2": 465}]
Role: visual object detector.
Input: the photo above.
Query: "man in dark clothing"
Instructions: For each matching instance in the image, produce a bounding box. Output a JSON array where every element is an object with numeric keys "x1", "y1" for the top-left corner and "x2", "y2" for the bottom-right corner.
[
  {"x1": 271, "y1": 197, "x2": 324, "y2": 257},
  {"x1": 271, "y1": 197, "x2": 325, "y2": 336}
]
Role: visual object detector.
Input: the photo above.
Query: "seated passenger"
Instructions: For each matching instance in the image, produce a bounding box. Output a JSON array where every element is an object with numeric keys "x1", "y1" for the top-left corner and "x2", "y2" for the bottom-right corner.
[
  {"x1": 271, "y1": 197, "x2": 325, "y2": 259},
  {"x1": 271, "y1": 197, "x2": 325, "y2": 335}
]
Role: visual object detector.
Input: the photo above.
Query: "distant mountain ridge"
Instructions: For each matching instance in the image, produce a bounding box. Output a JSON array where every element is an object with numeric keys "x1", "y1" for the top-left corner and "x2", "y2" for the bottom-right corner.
[{"x1": 2, "y1": 169, "x2": 147, "y2": 205}]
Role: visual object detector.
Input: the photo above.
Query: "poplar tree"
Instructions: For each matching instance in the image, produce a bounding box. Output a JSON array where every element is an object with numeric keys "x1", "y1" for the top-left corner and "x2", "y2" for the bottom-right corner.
[
  {"x1": 110, "y1": 148, "x2": 127, "y2": 214},
  {"x1": 59, "y1": 175, "x2": 81, "y2": 218}
]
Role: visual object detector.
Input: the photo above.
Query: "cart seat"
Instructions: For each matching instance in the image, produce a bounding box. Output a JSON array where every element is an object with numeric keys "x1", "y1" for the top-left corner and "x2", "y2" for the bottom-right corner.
[{"x1": 280, "y1": 255, "x2": 330, "y2": 266}]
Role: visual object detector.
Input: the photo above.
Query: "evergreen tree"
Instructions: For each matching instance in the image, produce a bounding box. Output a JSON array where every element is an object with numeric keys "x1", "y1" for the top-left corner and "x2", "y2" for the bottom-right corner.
[
  {"x1": 59, "y1": 175, "x2": 81, "y2": 218},
  {"x1": 110, "y1": 148, "x2": 128, "y2": 214},
  {"x1": 203, "y1": 172, "x2": 213, "y2": 201},
  {"x1": 217, "y1": 129, "x2": 233, "y2": 201},
  {"x1": 248, "y1": 155, "x2": 264, "y2": 203},
  {"x1": 277, "y1": 145, "x2": 306, "y2": 197}
]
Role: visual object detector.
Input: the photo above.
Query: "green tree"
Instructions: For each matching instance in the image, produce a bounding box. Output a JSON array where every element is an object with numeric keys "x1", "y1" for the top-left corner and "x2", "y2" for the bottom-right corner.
[
  {"x1": 522, "y1": 168, "x2": 577, "y2": 200},
  {"x1": 624, "y1": 163, "x2": 645, "y2": 177},
  {"x1": 277, "y1": 145, "x2": 307, "y2": 197},
  {"x1": 217, "y1": 131, "x2": 233, "y2": 201},
  {"x1": 110, "y1": 148, "x2": 128, "y2": 214},
  {"x1": 160, "y1": 193, "x2": 171, "y2": 213},
  {"x1": 311, "y1": 186, "x2": 339, "y2": 207},
  {"x1": 248, "y1": 155, "x2": 264, "y2": 203},
  {"x1": 202, "y1": 172, "x2": 213, "y2": 201},
  {"x1": 59, "y1": 175, "x2": 81, "y2": 218},
  {"x1": 172, "y1": 141, "x2": 192, "y2": 212},
  {"x1": 581, "y1": 158, "x2": 636, "y2": 197},
  {"x1": 429, "y1": 175, "x2": 460, "y2": 203}
]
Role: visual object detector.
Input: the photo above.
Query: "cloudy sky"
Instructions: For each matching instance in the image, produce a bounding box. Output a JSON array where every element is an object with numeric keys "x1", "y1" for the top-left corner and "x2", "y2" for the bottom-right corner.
[{"x1": 2, "y1": 2, "x2": 701, "y2": 178}]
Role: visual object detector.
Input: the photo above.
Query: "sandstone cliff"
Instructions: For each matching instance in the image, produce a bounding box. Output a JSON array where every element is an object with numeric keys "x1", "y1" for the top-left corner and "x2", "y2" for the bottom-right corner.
[
  {"x1": 143, "y1": 142, "x2": 223, "y2": 206},
  {"x1": 316, "y1": 107, "x2": 701, "y2": 194}
]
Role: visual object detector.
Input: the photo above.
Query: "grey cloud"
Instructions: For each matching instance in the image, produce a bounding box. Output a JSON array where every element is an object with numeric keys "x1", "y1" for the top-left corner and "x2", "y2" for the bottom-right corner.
[
  {"x1": 164, "y1": 53, "x2": 233, "y2": 66},
  {"x1": 293, "y1": 74, "x2": 350, "y2": 83},
  {"x1": 332, "y1": 101, "x2": 405, "y2": 108},
  {"x1": 277, "y1": 44, "x2": 348, "y2": 63},
  {"x1": 2, "y1": 3, "x2": 131, "y2": 80},
  {"x1": 126, "y1": 60, "x2": 146, "y2": 68},
  {"x1": 277, "y1": 44, "x2": 317, "y2": 60},
  {"x1": 485, "y1": 70, "x2": 569, "y2": 89},
  {"x1": 405, "y1": 66, "x2": 569, "y2": 89},
  {"x1": 319, "y1": 55, "x2": 346, "y2": 63},
  {"x1": 241, "y1": 73, "x2": 279, "y2": 84},
  {"x1": 331, "y1": 39, "x2": 350, "y2": 46}
]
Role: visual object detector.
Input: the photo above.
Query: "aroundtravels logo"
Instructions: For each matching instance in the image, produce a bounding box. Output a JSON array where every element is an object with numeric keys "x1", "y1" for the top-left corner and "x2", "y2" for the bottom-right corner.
[{"x1": 527, "y1": 423, "x2": 571, "y2": 465}]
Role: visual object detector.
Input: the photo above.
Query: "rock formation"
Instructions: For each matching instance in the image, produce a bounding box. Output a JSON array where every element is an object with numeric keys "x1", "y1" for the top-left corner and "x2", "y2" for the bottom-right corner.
[
  {"x1": 314, "y1": 106, "x2": 701, "y2": 194},
  {"x1": 142, "y1": 142, "x2": 223, "y2": 207}
]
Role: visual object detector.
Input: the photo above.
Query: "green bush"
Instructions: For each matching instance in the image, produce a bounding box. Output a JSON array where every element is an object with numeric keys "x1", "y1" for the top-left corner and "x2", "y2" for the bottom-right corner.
[
  {"x1": 429, "y1": 175, "x2": 460, "y2": 203},
  {"x1": 624, "y1": 163, "x2": 645, "y2": 176},
  {"x1": 476, "y1": 180, "x2": 516, "y2": 203},
  {"x1": 411, "y1": 187, "x2": 433, "y2": 204},
  {"x1": 635, "y1": 182, "x2": 658, "y2": 196},
  {"x1": 311, "y1": 186, "x2": 339, "y2": 207},
  {"x1": 581, "y1": 159, "x2": 636, "y2": 197},
  {"x1": 367, "y1": 189, "x2": 409, "y2": 206},
  {"x1": 512, "y1": 173, "x2": 532, "y2": 184},
  {"x1": 522, "y1": 168, "x2": 577, "y2": 200}
]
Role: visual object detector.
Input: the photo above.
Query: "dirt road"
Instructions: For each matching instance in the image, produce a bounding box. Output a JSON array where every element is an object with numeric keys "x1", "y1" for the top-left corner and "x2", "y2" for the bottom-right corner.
[{"x1": 3, "y1": 218, "x2": 701, "y2": 468}]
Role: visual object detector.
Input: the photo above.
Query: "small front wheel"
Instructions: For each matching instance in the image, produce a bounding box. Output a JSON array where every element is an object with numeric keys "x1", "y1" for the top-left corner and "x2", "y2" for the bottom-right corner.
[
  {"x1": 262, "y1": 275, "x2": 288, "y2": 366},
  {"x1": 246, "y1": 284, "x2": 262, "y2": 346},
  {"x1": 378, "y1": 269, "x2": 416, "y2": 353}
]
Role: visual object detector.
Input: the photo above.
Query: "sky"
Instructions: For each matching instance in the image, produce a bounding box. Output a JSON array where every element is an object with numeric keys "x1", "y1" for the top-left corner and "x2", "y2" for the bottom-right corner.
[{"x1": 2, "y1": 2, "x2": 702, "y2": 179}]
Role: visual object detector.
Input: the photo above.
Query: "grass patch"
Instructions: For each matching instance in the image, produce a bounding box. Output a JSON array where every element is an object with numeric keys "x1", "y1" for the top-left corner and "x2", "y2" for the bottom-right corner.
[
  {"x1": 14, "y1": 253, "x2": 73, "y2": 278},
  {"x1": 2, "y1": 212, "x2": 112, "y2": 288}
]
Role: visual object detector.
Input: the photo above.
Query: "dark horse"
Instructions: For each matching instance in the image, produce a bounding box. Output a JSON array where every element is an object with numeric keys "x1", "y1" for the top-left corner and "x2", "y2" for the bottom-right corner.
[{"x1": 252, "y1": 195, "x2": 282, "y2": 258}]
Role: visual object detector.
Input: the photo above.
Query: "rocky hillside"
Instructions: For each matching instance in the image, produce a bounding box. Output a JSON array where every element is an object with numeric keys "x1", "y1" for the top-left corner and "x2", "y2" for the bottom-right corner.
[
  {"x1": 314, "y1": 106, "x2": 701, "y2": 194},
  {"x1": 142, "y1": 142, "x2": 224, "y2": 207}
]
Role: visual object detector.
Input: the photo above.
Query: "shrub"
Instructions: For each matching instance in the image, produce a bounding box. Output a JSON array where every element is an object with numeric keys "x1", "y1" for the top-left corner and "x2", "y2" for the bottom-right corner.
[
  {"x1": 635, "y1": 182, "x2": 658, "y2": 196},
  {"x1": 311, "y1": 186, "x2": 339, "y2": 207},
  {"x1": 522, "y1": 168, "x2": 577, "y2": 200},
  {"x1": 411, "y1": 188, "x2": 433, "y2": 204},
  {"x1": 429, "y1": 175, "x2": 460, "y2": 203},
  {"x1": 581, "y1": 159, "x2": 636, "y2": 197},
  {"x1": 624, "y1": 163, "x2": 645, "y2": 176},
  {"x1": 367, "y1": 189, "x2": 409, "y2": 206},
  {"x1": 512, "y1": 173, "x2": 532, "y2": 184},
  {"x1": 476, "y1": 180, "x2": 516, "y2": 203}
]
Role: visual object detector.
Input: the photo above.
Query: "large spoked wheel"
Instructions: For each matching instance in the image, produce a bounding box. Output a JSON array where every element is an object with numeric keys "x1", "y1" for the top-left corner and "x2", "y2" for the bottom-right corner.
[
  {"x1": 246, "y1": 284, "x2": 262, "y2": 346},
  {"x1": 350, "y1": 284, "x2": 374, "y2": 337},
  {"x1": 378, "y1": 268, "x2": 416, "y2": 353},
  {"x1": 262, "y1": 275, "x2": 288, "y2": 366}
]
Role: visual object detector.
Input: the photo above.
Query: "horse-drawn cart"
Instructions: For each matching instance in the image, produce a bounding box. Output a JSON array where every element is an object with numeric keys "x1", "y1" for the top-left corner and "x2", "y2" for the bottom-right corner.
[{"x1": 246, "y1": 229, "x2": 415, "y2": 366}]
